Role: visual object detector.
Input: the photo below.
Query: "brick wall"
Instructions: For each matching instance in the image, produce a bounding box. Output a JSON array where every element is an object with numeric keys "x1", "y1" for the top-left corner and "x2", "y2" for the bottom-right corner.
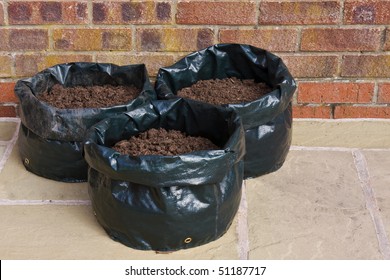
[{"x1": 0, "y1": 0, "x2": 389, "y2": 118}]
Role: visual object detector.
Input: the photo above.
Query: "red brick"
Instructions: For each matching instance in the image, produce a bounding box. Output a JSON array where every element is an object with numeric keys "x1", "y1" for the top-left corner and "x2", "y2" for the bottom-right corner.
[
  {"x1": 102, "y1": 30, "x2": 132, "y2": 50},
  {"x1": 0, "y1": 29, "x2": 48, "y2": 51},
  {"x1": 156, "y1": 2, "x2": 171, "y2": 21},
  {"x1": 0, "y1": 30, "x2": 7, "y2": 51},
  {"x1": 298, "y1": 82, "x2": 374, "y2": 104},
  {"x1": 92, "y1": 1, "x2": 171, "y2": 24},
  {"x1": 0, "y1": 83, "x2": 17, "y2": 103},
  {"x1": 60, "y1": 2, "x2": 88, "y2": 23},
  {"x1": 378, "y1": 83, "x2": 390, "y2": 103},
  {"x1": 53, "y1": 29, "x2": 132, "y2": 51},
  {"x1": 259, "y1": 1, "x2": 340, "y2": 25},
  {"x1": 334, "y1": 106, "x2": 390, "y2": 118},
  {"x1": 341, "y1": 55, "x2": 390, "y2": 78},
  {"x1": 96, "y1": 53, "x2": 175, "y2": 77},
  {"x1": 0, "y1": 3, "x2": 4, "y2": 25},
  {"x1": 0, "y1": 105, "x2": 17, "y2": 118},
  {"x1": 8, "y1": 1, "x2": 88, "y2": 25},
  {"x1": 293, "y1": 105, "x2": 332, "y2": 119},
  {"x1": 0, "y1": 55, "x2": 12, "y2": 78},
  {"x1": 8, "y1": 1, "x2": 33, "y2": 23},
  {"x1": 40, "y1": 2, "x2": 62, "y2": 22},
  {"x1": 177, "y1": 1, "x2": 256, "y2": 25},
  {"x1": 93, "y1": 2, "x2": 106, "y2": 22},
  {"x1": 344, "y1": 0, "x2": 390, "y2": 24},
  {"x1": 136, "y1": 28, "x2": 214, "y2": 52},
  {"x1": 9, "y1": 29, "x2": 48, "y2": 51},
  {"x1": 219, "y1": 28, "x2": 298, "y2": 52},
  {"x1": 15, "y1": 54, "x2": 93, "y2": 77},
  {"x1": 280, "y1": 55, "x2": 338, "y2": 78},
  {"x1": 301, "y1": 28, "x2": 382, "y2": 52}
]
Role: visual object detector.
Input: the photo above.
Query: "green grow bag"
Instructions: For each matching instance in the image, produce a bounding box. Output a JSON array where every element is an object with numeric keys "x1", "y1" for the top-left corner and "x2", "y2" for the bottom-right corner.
[
  {"x1": 155, "y1": 44, "x2": 296, "y2": 179},
  {"x1": 15, "y1": 62, "x2": 155, "y2": 182},
  {"x1": 83, "y1": 99, "x2": 245, "y2": 251}
]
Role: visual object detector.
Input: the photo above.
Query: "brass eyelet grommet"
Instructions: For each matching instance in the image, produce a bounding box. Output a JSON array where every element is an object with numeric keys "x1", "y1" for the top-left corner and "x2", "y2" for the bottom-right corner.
[
  {"x1": 184, "y1": 237, "x2": 192, "y2": 244},
  {"x1": 24, "y1": 158, "x2": 30, "y2": 165}
]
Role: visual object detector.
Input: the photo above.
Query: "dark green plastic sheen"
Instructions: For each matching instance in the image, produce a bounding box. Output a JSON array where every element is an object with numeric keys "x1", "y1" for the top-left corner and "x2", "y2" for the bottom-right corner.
[
  {"x1": 83, "y1": 99, "x2": 245, "y2": 251},
  {"x1": 155, "y1": 44, "x2": 296, "y2": 178},
  {"x1": 15, "y1": 62, "x2": 155, "y2": 182}
]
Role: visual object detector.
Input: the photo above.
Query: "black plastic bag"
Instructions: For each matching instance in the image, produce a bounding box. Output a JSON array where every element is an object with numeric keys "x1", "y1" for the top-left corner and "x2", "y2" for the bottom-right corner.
[
  {"x1": 18, "y1": 124, "x2": 87, "y2": 182},
  {"x1": 155, "y1": 44, "x2": 296, "y2": 178},
  {"x1": 83, "y1": 98, "x2": 245, "y2": 251},
  {"x1": 15, "y1": 62, "x2": 155, "y2": 182}
]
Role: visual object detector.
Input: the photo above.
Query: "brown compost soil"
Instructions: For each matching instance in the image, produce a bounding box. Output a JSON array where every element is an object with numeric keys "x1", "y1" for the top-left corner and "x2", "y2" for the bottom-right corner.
[
  {"x1": 112, "y1": 128, "x2": 219, "y2": 157},
  {"x1": 177, "y1": 77, "x2": 272, "y2": 105},
  {"x1": 38, "y1": 84, "x2": 140, "y2": 109}
]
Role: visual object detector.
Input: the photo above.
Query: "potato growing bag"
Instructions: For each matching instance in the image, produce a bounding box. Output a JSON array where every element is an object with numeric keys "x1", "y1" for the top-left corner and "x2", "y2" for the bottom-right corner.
[
  {"x1": 155, "y1": 44, "x2": 296, "y2": 178},
  {"x1": 15, "y1": 62, "x2": 155, "y2": 182},
  {"x1": 83, "y1": 99, "x2": 245, "y2": 251}
]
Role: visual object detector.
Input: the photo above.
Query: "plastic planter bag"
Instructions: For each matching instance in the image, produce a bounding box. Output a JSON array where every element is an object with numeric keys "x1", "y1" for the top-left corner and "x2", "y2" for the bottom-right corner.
[
  {"x1": 155, "y1": 44, "x2": 296, "y2": 179},
  {"x1": 15, "y1": 62, "x2": 155, "y2": 182},
  {"x1": 83, "y1": 99, "x2": 245, "y2": 251}
]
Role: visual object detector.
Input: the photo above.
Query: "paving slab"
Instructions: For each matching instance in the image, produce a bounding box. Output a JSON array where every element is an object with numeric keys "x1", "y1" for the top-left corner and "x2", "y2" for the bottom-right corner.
[
  {"x1": 0, "y1": 205, "x2": 240, "y2": 260},
  {"x1": 246, "y1": 150, "x2": 382, "y2": 259},
  {"x1": 2, "y1": 118, "x2": 389, "y2": 260},
  {"x1": 0, "y1": 145, "x2": 5, "y2": 158},
  {"x1": 292, "y1": 120, "x2": 390, "y2": 148},
  {"x1": 0, "y1": 144, "x2": 89, "y2": 201},
  {"x1": 363, "y1": 151, "x2": 390, "y2": 242},
  {"x1": 0, "y1": 121, "x2": 17, "y2": 141}
]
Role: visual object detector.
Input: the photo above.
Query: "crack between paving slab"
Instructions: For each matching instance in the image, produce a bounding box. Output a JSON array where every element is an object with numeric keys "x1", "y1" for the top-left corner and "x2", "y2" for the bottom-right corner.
[
  {"x1": 290, "y1": 146, "x2": 390, "y2": 152},
  {"x1": 0, "y1": 118, "x2": 21, "y2": 123},
  {"x1": 237, "y1": 180, "x2": 249, "y2": 260},
  {"x1": 352, "y1": 150, "x2": 390, "y2": 260},
  {"x1": 290, "y1": 146, "x2": 357, "y2": 152},
  {"x1": 0, "y1": 119, "x2": 20, "y2": 175},
  {"x1": 0, "y1": 199, "x2": 91, "y2": 206}
]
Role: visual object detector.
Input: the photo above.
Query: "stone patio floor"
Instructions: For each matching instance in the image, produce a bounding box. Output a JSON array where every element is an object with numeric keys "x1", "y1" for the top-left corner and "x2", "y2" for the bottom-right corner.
[{"x1": 1, "y1": 117, "x2": 390, "y2": 260}]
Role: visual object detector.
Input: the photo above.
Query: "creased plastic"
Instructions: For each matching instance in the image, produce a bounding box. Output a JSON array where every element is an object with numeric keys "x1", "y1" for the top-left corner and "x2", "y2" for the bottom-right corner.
[
  {"x1": 15, "y1": 62, "x2": 155, "y2": 141},
  {"x1": 83, "y1": 98, "x2": 245, "y2": 251},
  {"x1": 18, "y1": 124, "x2": 87, "y2": 183},
  {"x1": 15, "y1": 62, "x2": 155, "y2": 182},
  {"x1": 155, "y1": 44, "x2": 296, "y2": 178}
]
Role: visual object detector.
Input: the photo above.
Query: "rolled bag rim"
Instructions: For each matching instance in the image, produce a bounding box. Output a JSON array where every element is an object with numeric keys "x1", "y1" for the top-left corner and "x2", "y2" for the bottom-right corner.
[
  {"x1": 83, "y1": 99, "x2": 245, "y2": 188},
  {"x1": 155, "y1": 43, "x2": 297, "y2": 130},
  {"x1": 15, "y1": 62, "x2": 155, "y2": 142}
]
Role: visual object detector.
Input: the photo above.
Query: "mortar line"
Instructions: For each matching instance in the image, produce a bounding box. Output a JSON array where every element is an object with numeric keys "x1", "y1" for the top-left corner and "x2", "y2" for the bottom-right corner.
[
  {"x1": 0, "y1": 119, "x2": 20, "y2": 175},
  {"x1": 3, "y1": 0, "x2": 9, "y2": 26},
  {"x1": 373, "y1": 82, "x2": 379, "y2": 103},
  {"x1": 0, "y1": 199, "x2": 91, "y2": 206},
  {"x1": 254, "y1": 0, "x2": 261, "y2": 28},
  {"x1": 340, "y1": 0, "x2": 345, "y2": 27},
  {"x1": 352, "y1": 150, "x2": 390, "y2": 260},
  {"x1": 87, "y1": 0, "x2": 93, "y2": 27},
  {"x1": 237, "y1": 180, "x2": 249, "y2": 260}
]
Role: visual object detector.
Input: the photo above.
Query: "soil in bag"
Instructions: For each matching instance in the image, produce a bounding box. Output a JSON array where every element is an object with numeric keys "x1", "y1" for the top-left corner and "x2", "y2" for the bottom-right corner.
[
  {"x1": 38, "y1": 84, "x2": 140, "y2": 109},
  {"x1": 177, "y1": 77, "x2": 272, "y2": 105},
  {"x1": 83, "y1": 98, "x2": 245, "y2": 251},
  {"x1": 156, "y1": 44, "x2": 297, "y2": 179},
  {"x1": 112, "y1": 128, "x2": 219, "y2": 157}
]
